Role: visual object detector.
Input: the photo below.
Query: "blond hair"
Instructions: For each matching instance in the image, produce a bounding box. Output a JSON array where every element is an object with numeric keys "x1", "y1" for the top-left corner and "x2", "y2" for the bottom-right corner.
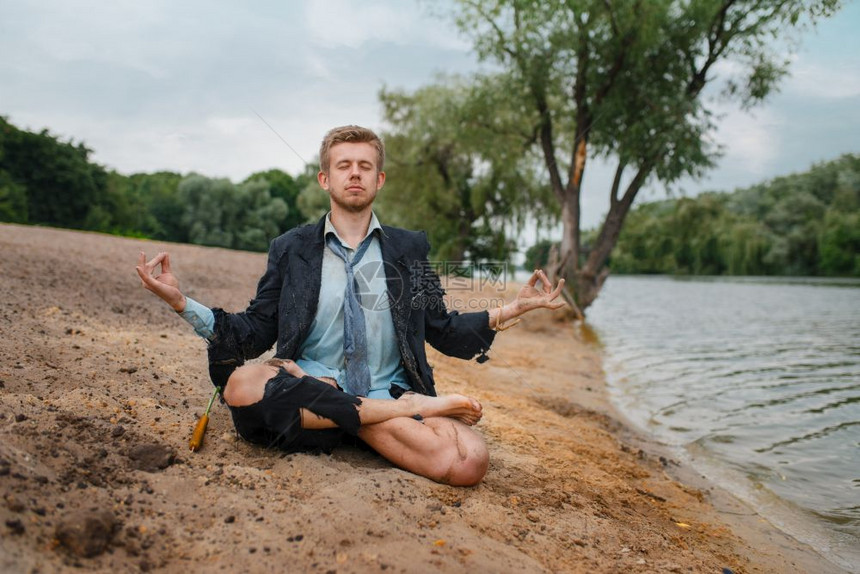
[{"x1": 319, "y1": 125, "x2": 385, "y2": 173}]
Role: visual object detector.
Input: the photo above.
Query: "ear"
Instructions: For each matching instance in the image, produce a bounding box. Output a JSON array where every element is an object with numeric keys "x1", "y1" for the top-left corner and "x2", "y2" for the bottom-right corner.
[
  {"x1": 376, "y1": 170, "x2": 386, "y2": 190},
  {"x1": 317, "y1": 170, "x2": 329, "y2": 190}
]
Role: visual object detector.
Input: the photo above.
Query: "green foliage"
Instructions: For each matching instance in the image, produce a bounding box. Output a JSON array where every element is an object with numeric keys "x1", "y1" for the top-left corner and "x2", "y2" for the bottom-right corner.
[
  {"x1": 0, "y1": 116, "x2": 304, "y2": 250},
  {"x1": 0, "y1": 117, "x2": 108, "y2": 228},
  {"x1": 296, "y1": 162, "x2": 330, "y2": 224},
  {"x1": 608, "y1": 154, "x2": 860, "y2": 277},
  {"x1": 377, "y1": 78, "x2": 554, "y2": 263},
  {"x1": 449, "y1": 0, "x2": 843, "y2": 310},
  {"x1": 179, "y1": 175, "x2": 287, "y2": 252},
  {"x1": 243, "y1": 168, "x2": 313, "y2": 233},
  {"x1": 0, "y1": 169, "x2": 28, "y2": 223},
  {"x1": 122, "y1": 171, "x2": 186, "y2": 241},
  {"x1": 819, "y1": 211, "x2": 860, "y2": 275},
  {"x1": 523, "y1": 239, "x2": 555, "y2": 271}
]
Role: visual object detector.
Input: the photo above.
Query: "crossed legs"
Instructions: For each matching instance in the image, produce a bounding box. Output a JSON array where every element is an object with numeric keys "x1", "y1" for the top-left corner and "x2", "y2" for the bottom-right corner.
[
  {"x1": 357, "y1": 416, "x2": 489, "y2": 486},
  {"x1": 223, "y1": 360, "x2": 489, "y2": 486}
]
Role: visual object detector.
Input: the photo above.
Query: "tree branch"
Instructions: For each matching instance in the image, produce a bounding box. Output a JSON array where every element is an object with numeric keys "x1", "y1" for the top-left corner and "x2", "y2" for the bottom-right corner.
[
  {"x1": 691, "y1": 0, "x2": 792, "y2": 98},
  {"x1": 465, "y1": 0, "x2": 518, "y2": 60},
  {"x1": 585, "y1": 158, "x2": 653, "y2": 274},
  {"x1": 534, "y1": 86, "x2": 566, "y2": 204},
  {"x1": 603, "y1": 0, "x2": 620, "y2": 37},
  {"x1": 593, "y1": 0, "x2": 640, "y2": 107},
  {"x1": 568, "y1": 27, "x2": 591, "y2": 191},
  {"x1": 610, "y1": 161, "x2": 625, "y2": 206}
]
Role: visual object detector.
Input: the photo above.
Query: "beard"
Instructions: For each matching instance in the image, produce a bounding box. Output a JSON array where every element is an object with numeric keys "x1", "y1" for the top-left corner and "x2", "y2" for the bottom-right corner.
[{"x1": 329, "y1": 187, "x2": 378, "y2": 213}]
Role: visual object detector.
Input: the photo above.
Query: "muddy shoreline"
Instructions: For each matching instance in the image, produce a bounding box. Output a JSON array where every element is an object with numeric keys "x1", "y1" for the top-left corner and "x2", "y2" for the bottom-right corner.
[{"x1": 0, "y1": 224, "x2": 844, "y2": 573}]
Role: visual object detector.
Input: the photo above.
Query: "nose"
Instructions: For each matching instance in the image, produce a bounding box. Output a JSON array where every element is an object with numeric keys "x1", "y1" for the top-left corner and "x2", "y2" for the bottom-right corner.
[{"x1": 348, "y1": 163, "x2": 361, "y2": 178}]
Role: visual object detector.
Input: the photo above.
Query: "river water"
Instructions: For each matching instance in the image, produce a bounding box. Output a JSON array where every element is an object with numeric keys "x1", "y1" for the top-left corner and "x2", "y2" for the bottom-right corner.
[{"x1": 586, "y1": 276, "x2": 860, "y2": 572}]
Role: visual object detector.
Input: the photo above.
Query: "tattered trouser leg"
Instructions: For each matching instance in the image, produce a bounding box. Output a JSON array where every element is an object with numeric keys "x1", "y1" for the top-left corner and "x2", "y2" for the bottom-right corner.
[{"x1": 228, "y1": 369, "x2": 361, "y2": 454}]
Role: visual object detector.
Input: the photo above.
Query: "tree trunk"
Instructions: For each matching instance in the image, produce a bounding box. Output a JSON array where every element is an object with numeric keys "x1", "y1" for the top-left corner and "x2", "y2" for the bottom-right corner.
[
  {"x1": 558, "y1": 162, "x2": 652, "y2": 315},
  {"x1": 553, "y1": 196, "x2": 584, "y2": 317}
]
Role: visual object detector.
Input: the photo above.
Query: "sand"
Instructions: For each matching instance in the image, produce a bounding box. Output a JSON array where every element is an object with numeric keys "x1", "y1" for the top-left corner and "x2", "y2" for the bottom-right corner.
[{"x1": 0, "y1": 223, "x2": 846, "y2": 573}]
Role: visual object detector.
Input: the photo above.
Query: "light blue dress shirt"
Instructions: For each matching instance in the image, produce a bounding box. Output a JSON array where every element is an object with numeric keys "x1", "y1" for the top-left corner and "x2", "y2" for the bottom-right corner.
[{"x1": 179, "y1": 211, "x2": 409, "y2": 399}]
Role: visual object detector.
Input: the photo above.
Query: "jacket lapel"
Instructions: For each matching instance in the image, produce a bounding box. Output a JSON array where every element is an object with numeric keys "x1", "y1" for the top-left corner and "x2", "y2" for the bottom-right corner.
[
  {"x1": 290, "y1": 217, "x2": 326, "y2": 346},
  {"x1": 379, "y1": 226, "x2": 411, "y2": 340},
  {"x1": 379, "y1": 227, "x2": 431, "y2": 394}
]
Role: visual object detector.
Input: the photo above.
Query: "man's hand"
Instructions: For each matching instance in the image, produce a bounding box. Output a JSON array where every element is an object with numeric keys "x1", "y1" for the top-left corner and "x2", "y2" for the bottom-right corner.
[
  {"x1": 513, "y1": 269, "x2": 566, "y2": 314},
  {"x1": 136, "y1": 251, "x2": 186, "y2": 312},
  {"x1": 489, "y1": 269, "x2": 566, "y2": 330}
]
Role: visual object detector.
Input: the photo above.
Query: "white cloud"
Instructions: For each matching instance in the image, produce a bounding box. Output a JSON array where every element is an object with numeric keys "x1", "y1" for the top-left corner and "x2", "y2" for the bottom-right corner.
[
  {"x1": 713, "y1": 106, "x2": 781, "y2": 177},
  {"x1": 303, "y1": 52, "x2": 334, "y2": 80},
  {"x1": 1, "y1": 0, "x2": 855, "y2": 201},
  {"x1": 303, "y1": 0, "x2": 467, "y2": 50},
  {"x1": 205, "y1": 116, "x2": 260, "y2": 137},
  {"x1": 784, "y1": 58, "x2": 860, "y2": 100},
  {"x1": 14, "y1": 1, "x2": 174, "y2": 79}
]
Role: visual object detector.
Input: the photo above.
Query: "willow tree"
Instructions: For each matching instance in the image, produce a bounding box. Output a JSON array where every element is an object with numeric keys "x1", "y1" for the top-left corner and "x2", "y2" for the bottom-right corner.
[
  {"x1": 452, "y1": 0, "x2": 841, "y2": 314},
  {"x1": 378, "y1": 78, "x2": 554, "y2": 262}
]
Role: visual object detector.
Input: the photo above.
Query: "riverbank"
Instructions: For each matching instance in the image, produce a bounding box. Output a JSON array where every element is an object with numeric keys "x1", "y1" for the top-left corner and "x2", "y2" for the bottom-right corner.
[
  {"x1": 588, "y1": 274, "x2": 860, "y2": 572},
  {"x1": 0, "y1": 224, "x2": 844, "y2": 573}
]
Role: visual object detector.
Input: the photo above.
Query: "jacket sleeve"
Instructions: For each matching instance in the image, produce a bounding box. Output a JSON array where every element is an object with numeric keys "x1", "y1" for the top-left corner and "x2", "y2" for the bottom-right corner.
[
  {"x1": 415, "y1": 234, "x2": 497, "y2": 361},
  {"x1": 207, "y1": 236, "x2": 285, "y2": 386}
]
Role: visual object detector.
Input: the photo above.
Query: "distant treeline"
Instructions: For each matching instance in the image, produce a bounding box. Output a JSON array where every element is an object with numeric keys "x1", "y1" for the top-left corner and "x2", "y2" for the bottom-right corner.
[
  {"x1": 525, "y1": 155, "x2": 860, "y2": 277},
  {"x1": 4, "y1": 116, "x2": 858, "y2": 276},
  {"x1": 0, "y1": 117, "x2": 313, "y2": 251}
]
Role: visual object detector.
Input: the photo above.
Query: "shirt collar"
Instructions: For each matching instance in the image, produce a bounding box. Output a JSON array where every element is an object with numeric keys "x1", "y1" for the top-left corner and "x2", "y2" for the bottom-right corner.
[{"x1": 324, "y1": 211, "x2": 382, "y2": 248}]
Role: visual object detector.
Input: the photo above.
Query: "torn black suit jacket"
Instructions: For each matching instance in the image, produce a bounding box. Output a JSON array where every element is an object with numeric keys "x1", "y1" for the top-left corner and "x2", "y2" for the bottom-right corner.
[{"x1": 207, "y1": 216, "x2": 496, "y2": 396}]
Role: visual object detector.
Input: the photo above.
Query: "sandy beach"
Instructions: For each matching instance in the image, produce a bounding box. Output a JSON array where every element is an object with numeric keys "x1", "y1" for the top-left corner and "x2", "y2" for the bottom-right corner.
[{"x1": 0, "y1": 224, "x2": 845, "y2": 573}]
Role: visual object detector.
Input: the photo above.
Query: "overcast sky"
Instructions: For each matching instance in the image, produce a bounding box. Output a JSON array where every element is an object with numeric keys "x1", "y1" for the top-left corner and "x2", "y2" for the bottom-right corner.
[{"x1": 2, "y1": 0, "x2": 858, "y2": 234}]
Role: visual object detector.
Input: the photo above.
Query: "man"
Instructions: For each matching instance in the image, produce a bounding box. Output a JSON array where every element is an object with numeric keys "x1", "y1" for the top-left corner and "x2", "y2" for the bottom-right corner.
[{"x1": 136, "y1": 125, "x2": 565, "y2": 486}]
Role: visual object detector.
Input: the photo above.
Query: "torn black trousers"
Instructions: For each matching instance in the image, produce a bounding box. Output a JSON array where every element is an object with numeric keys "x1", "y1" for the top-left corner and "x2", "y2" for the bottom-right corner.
[{"x1": 228, "y1": 368, "x2": 362, "y2": 454}]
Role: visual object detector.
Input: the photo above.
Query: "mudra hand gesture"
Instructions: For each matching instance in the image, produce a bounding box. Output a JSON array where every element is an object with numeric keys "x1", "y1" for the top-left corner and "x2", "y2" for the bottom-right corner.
[
  {"x1": 490, "y1": 269, "x2": 566, "y2": 330},
  {"x1": 136, "y1": 251, "x2": 186, "y2": 312}
]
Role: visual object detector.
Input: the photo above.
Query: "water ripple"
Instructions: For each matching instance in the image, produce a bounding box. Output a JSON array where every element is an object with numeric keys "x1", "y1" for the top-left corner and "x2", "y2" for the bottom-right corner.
[
  {"x1": 589, "y1": 276, "x2": 860, "y2": 568},
  {"x1": 756, "y1": 421, "x2": 860, "y2": 453}
]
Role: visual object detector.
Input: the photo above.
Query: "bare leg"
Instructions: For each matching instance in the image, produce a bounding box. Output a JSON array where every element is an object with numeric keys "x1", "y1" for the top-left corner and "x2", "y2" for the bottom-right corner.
[
  {"x1": 223, "y1": 360, "x2": 489, "y2": 485},
  {"x1": 359, "y1": 417, "x2": 489, "y2": 486},
  {"x1": 225, "y1": 360, "x2": 483, "y2": 429}
]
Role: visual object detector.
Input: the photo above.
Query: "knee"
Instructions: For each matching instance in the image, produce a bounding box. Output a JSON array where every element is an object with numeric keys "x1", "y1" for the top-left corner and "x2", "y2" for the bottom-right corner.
[
  {"x1": 443, "y1": 429, "x2": 489, "y2": 487},
  {"x1": 223, "y1": 364, "x2": 274, "y2": 407},
  {"x1": 457, "y1": 436, "x2": 489, "y2": 486}
]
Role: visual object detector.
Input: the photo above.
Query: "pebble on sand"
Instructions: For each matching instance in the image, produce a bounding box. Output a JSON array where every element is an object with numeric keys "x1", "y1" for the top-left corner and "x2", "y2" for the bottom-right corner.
[
  {"x1": 127, "y1": 443, "x2": 175, "y2": 472},
  {"x1": 55, "y1": 510, "x2": 118, "y2": 558}
]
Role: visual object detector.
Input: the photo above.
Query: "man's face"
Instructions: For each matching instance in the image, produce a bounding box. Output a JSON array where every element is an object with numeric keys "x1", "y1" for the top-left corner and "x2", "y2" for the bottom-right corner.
[{"x1": 318, "y1": 142, "x2": 385, "y2": 214}]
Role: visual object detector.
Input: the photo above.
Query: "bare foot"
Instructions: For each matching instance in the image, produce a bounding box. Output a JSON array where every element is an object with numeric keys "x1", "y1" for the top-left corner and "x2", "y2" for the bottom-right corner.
[{"x1": 402, "y1": 393, "x2": 483, "y2": 426}]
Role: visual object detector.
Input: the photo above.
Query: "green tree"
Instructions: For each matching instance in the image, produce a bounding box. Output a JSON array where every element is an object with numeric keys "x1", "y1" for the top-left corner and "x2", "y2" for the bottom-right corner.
[
  {"x1": 296, "y1": 163, "x2": 330, "y2": 223},
  {"x1": 124, "y1": 171, "x2": 185, "y2": 241},
  {"x1": 610, "y1": 154, "x2": 859, "y2": 277},
  {"x1": 606, "y1": 200, "x2": 676, "y2": 273},
  {"x1": 818, "y1": 211, "x2": 860, "y2": 276},
  {"x1": 378, "y1": 78, "x2": 553, "y2": 262},
  {"x1": 451, "y1": 0, "x2": 841, "y2": 314},
  {"x1": 234, "y1": 178, "x2": 289, "y2": 251},
  {"x1": 0, "y1": 169, "x2": 28, "y2": 223},
  {"x1": 524, "y1": 239, "x2": 556, "y2": 272},
  {"x1": 81, "y1": 170, "x2": 148, "y2": 235},
  {"x1": 668, "y1": 195, "x2": 726, "y2": 274},
  {"x1": 243, "y1": 168, "x2": 312, "y2": 233},
  {"x1": 719, "y1": 220, "x2": 773, "y2": 275},
  {"x1": 0, "y1": 117, "x2": 108, "y2": 229},
  {"x1": 178, "y1": 175, "x2": 287, "y2": 251}
]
